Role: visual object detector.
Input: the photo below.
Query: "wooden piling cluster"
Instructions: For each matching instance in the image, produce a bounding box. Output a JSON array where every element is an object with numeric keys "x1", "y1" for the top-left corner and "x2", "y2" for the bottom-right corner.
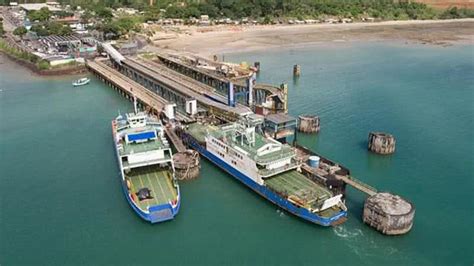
[
  {"x1": 368, "y1": 132, "x2": 396, "y2": 154},
  {"x1": 363, "y1": 192, "x2": 415, "y2": 235},
  {"x1": 298, "y1": 115, "x2": 320, "y2": 133}
]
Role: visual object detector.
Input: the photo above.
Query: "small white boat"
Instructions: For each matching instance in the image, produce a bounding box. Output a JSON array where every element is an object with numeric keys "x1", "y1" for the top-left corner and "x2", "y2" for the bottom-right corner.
[{"x1": 72, "y1": 77, "x2": 90, "y2": 87}]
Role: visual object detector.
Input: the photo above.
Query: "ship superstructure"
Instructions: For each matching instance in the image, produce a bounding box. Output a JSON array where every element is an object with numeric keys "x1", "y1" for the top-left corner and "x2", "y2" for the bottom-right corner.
[
  {"x1": 183, "y1": 115, "x2": 347, "y2": 226},
  {"x1": 112, "y1": 104, "x2": 180, "y2": 223}
]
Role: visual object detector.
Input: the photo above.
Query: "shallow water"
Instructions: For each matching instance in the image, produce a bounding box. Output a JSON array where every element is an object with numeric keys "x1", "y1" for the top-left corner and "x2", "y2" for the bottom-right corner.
[{"x1": 0, "y1": 42, "x2": 473, "y2": 265}]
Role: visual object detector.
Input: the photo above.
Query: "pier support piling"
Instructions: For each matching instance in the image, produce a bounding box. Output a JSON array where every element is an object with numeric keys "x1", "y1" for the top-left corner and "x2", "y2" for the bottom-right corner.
[
  {"x1": 293, "y1": 64, "x2": 301, "y2": 77},
  {"x1": 363, "y1": 192, "x2": 415, "y2": 235},
  {"x1": 254, "y1": 62, "x2": 260, "y2": 73},
  {"x1": 368, "y1": 132, "x2": 396, "y2": 154},
  {"x1": 173, "y1": 150, "x2": 201, "y2": 180},
  {"x1": 298, "y1": 115, "x2": 320, "y2": 133}
]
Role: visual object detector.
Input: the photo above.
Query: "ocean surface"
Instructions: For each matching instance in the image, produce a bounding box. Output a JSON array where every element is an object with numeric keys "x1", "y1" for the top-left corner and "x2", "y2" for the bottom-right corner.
[{"x1": 0, "y1": 42, "x2": 473, "y2": 265}]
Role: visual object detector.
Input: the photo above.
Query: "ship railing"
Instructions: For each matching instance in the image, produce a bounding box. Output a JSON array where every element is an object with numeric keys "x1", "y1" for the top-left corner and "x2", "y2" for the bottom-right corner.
[{"x1": 346, "y1": 175, "x2": 378, "y2": 194}]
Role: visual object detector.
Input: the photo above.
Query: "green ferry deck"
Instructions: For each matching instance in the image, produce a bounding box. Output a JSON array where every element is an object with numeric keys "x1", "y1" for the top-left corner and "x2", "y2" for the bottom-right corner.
[
  {"x1": 264, "y1": 170, "x2": 340, "y2": 217},
  {"x1": 126, "y1": 165, "x2": 178, "y2": 210}
]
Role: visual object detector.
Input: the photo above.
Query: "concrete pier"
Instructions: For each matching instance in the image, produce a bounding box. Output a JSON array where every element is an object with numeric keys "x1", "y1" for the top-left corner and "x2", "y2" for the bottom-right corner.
[
  {"x1": 116, "y1": 57, "x2": 252, "y2": 122},
  {"x1": 173, "y1": 150, "x2": 200, "y2": 180},
  {"x1": 298, "y1": 115, "x2": 320, "y2": 133},
  {"x1": 363, "y1": 192, "x2": 415, "y2": 235},
  {"x1": 86, "y1": 59, "x2": 169, "y2": 115},
  {"x1": 368, "y1": 132, "x2": 396, "y2": 154}
]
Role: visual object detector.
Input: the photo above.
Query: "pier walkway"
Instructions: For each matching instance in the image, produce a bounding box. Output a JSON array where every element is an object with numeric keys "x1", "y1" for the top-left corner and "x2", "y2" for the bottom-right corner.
[
  {"x1": 301, "y1": 164, "x2": 377, "y2": 196},
  {"x1": 164, "y1": 126, "x2": 187, "y2": 153},
  {"x1": 87, "y1": 59, "x2": 191, "y2": 122},
  {"x1": 336, "y1": 175, "x2": 377, "y2": 196},
  {"x1": 88, "y1": 60, "x2": 166, "y2": 110}
]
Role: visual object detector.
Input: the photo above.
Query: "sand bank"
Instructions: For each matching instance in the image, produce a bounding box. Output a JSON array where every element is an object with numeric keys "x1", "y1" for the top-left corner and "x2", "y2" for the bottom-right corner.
[{"x1": 149, "y1": 19, "x2": 474, "y2": 56}]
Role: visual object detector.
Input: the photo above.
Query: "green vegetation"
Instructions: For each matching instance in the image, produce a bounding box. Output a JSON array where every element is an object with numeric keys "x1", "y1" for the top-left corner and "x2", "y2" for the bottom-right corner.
[
  {"x1": 28, "y1": 7, "x2": 52, "y2": 22},
  {"x1": 60, "y1": 0, "x2": 472, "y2": 21},
  {"x1": 96, "y1": 15, "x2": 143, "y2": 39},
  {"x1": 0, "y1": 39, "x2": 42, "y2": 66},
  {"x1": 37, "y1": 59, "x2": 51, "y2": 70},
  {"x1": 13, "y1": 26, "x2": 27, "y2": 37},
  {"x1": 439, "y1": 7, "x2": 474, "y2": 19},
  {"x1": 20, "y1": 0, "x2": 467, "y2": 40},
  {"x1": 56, "y1": 10, "x2": 75, "y2": 18},
  {"x1": 30, "y1": 22, "x2": 73, "y2": 36},
  {"x1": 0, "y1": 20, "x2": 4, "y2": 36},
  {"x1": 150, "y1": 0, "x2": 440, "y2": 20}
]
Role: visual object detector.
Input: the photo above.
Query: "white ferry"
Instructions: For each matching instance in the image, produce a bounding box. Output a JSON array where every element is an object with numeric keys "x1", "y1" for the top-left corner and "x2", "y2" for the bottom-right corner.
[
  {"x1": 112, "y1": 101, "x2": 180, "y2": 223},
  {"x1": 182, "y1": 115, "x2": 347, "y2": 226}
]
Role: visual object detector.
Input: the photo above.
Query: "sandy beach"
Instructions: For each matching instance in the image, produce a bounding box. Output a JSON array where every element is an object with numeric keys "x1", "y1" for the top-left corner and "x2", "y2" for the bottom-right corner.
[{"x1": 149, "y1": 19, "x2": 474, "y2": 56}]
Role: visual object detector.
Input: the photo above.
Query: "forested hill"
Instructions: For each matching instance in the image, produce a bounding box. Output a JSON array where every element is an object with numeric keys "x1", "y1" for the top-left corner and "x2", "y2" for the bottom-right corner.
[{"x1": 1, "y1": 0, "x2": 473, "y2": 20}]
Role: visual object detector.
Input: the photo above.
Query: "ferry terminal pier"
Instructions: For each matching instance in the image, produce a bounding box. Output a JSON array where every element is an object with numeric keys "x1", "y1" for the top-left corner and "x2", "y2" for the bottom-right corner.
[{"x1": 87, "y1": 43, "x2": 415, "y2": 234}]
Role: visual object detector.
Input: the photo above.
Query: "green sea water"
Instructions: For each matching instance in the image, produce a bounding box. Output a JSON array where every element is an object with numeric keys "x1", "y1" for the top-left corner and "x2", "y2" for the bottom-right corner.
[{"x1": 0, "y1": 42, "x2": 473, "y2": 265}]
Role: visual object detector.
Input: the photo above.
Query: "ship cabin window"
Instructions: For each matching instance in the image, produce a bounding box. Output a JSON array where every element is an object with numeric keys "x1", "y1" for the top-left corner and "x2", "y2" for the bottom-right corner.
[{"x1": 229, "y1": 150, "x2": 243, "y2": 161}]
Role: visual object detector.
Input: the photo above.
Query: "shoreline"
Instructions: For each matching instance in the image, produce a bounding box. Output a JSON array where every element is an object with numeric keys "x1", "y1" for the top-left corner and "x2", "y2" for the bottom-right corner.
[
  {"x1": 148, "y1": 18, "x2": 474, "y2": 57},
  {"x1": 0, "y1": 50, "x2": 87, "y2": 77}
]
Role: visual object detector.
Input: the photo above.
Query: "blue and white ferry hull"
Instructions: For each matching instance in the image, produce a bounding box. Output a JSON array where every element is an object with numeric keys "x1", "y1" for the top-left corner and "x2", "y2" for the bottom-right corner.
[
  {"x1": 120, "y1": 178, "x2": 180, "y2": 223},
  {"x1": 186, "y1": 136, "x2": 347, "y2": 226}
]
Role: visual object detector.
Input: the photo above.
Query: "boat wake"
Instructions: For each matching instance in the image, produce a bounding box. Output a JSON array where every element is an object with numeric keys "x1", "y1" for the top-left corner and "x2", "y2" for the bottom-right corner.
[
  {"x1": 333, "y1": 225, "x2": 363, "y2": 239},
  {"x1": 334, "y1": 225, "x2": 400, "y2": 259}
]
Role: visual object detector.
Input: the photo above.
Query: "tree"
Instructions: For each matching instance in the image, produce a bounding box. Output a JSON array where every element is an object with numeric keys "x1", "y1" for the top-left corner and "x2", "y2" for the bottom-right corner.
[
  {"x1": 116, "y1": 16, "x2": 142, "y2": 34},
  {"x1": 28, "y1": 7, "x2": 51, "y2": 22},
  {"x1": 58, "y1": 25, "x2": 73, "y2": 36},
  {"x1": 46, "y1": 22, "x2": 62, "y2": 35},
  {"x1": 30, "y1": 25, "x2": 49, "y2": 36},
  {"x1": 13, "y1": 26, "x2": 27, "y2": 37},
  {"x1": 94, "y1": 7, "x2": 114, "y2": 20},
  {"x1": 80, "y1": 10, "x2": 93, "y2": 24}
]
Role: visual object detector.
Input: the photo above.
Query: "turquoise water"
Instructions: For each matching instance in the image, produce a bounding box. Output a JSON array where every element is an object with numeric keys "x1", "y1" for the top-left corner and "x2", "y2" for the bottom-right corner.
[{"x1": 1, "y1": 42, "x2": 473, "y2": 265}]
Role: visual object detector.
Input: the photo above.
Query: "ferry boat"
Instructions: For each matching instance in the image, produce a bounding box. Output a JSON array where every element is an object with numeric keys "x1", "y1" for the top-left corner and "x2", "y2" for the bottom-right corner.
[
  {"x1": 72, "y1": 77, "x2": 90, "y2": 87},
  {"x1": 112, "y1": 102, "x2": 180, "y2": 223},
  {"x1": 182, "y1": 115, "x2": 347, "y2": 226}
]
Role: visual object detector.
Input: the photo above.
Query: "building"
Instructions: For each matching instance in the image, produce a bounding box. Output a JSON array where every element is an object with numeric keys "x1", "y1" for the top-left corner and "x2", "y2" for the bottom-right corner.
[
  {"x1": 199, "y1": 15, "x2": 210, "y2": 26},
  {"x1": 40, "y1": 35, "x2": 81, "y2": 52}
]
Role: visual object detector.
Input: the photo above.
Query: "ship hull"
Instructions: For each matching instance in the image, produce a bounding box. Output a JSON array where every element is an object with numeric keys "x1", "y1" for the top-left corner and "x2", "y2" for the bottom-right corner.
[{"x1": 186, "y1": 135, "x2": 347, "y2": 226}]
